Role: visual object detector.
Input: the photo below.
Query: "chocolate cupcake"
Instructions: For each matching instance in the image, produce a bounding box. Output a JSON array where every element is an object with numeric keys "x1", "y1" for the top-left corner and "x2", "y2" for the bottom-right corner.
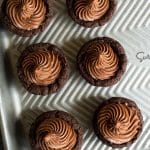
[
  {"x1": 29, "y1": 110, "x2": 83, "y2": 150},
  {"x1": 1, "y1": 0, "x2": 53, "y2": 36},
  {"x1": 17, "y1": 43, "x2": 69, "y2": 95},
  {"x1": 93, "y1": 97, "x2": 143, "y2": 148},
  {"x1": 77, "y1": 37, "x2": 127, "y2": 87},
  {"x1": 66, "y1": 0, "x2": 117, "y2": 27}
]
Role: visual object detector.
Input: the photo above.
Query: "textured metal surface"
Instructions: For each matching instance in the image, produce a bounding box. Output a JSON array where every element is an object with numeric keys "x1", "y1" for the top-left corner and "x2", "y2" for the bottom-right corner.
[{"x1": 1, "y1": 0, "x2": 150, "y2": 150}]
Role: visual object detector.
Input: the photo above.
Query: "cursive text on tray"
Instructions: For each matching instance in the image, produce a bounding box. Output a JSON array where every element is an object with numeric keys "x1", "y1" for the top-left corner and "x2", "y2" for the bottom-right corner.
[{"x1": 136, "y1": 51, "x2": 150, "y2": 63}]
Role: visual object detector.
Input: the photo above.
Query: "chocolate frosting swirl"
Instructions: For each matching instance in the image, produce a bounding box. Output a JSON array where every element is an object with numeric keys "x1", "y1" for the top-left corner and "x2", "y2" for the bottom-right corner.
[
  {"x1": 97, "y1": 102, "x2": 141, "y2": 144},
  {"x1": 22, "y1": 49, "x2": 61, "y2": 86},
  {"x1": 84, "y1": 42, "x2": 119, "y2": 80},
  {"x1": 6, "y1": 0, "x2": 46, "y2": 30},
  {"x1": 74, "y1": 0, "x2": 110, "y2": 21},
  {"x1": 36, "y1": 118, "x2": 77, "y2": 150}
]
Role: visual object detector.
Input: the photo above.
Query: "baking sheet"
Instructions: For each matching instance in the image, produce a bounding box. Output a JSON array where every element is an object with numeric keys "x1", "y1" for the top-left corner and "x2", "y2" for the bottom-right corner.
[{"x1": 1, "y1": 0, "x2": 150, "y2": 150}]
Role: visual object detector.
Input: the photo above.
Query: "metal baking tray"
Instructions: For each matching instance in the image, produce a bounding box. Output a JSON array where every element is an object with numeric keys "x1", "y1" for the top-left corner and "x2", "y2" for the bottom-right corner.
[{"x1": 1, "y1": 0, "x2": 150, "y2": 149}]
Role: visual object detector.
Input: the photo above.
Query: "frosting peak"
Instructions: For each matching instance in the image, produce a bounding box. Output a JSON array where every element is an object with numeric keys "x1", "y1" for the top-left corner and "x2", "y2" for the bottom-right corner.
[
  {"x1": 74, "y1": 0, "x2": 110, "y2": 21},
  {"x1": 84, "y1": 42, "x2": 119, "y2": 80},
  {"x1": 97, "y1": 102, "x2": 141, "y2": 144},
  {"x1": 36, "y1": 118, "x2": 77, "y2": 150},
  {"x1": 6, "y1": 0, "x2": 46, "y2": 30},
  {"x1": 44, "y1": 133, "x2": 53, "y2": 142},
  {"x1": 22, "y1": 49, "x2": 61, "y2": 86}
]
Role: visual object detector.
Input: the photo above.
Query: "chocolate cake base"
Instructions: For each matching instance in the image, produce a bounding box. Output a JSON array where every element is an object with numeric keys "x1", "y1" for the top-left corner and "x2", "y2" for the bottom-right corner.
[
  {"x1": 1, "y1": 0, "x2": 53, "y2": 37},
  {"x1": 66, "y1": 0, "x2": 117, "y2": 27},
  {"x1": 17, "y1": 43, "x2": 70, "y2": 95},
  {"x1": 29, "y1": 110, "x2": 83, "y2": 150},
  {"x1": 93, "y1": 97, "x2": 143, "y2": 148},
  {"x1": 77, "y1": 37, "x2": 128, "y2": 87}
]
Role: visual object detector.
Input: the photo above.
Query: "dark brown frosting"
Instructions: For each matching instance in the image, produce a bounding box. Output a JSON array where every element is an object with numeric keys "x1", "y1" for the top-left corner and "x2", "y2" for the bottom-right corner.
[
  {"x1": 84, "y1": 42, "x2": 119, "y2": 80},
  {"x1": 6, "y1": 0, "x2": 46, "y2": 30},
  {"x1": 22, "y1": 49, "x2": 61, "y2": 86},
  {"x1": 97, "y1": 102, "x2": 141, "y2": 144},
  {"x1": 36, "y1": 118, "x2": 77, "y2": 150},
  {"x1": 74, "y1": 0, "x2": 110, "y2": 21}
]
